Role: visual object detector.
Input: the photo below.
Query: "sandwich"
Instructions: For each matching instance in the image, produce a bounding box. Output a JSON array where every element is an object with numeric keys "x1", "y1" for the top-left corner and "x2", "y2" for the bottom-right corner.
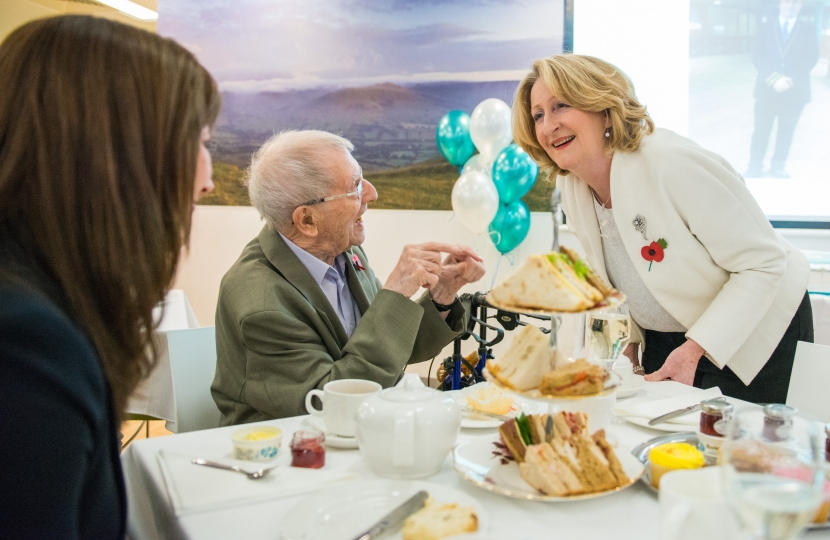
[
  {"x1": 488, "y1": 248, "x2": 613, "y2": 312},
  {"x1": 486, "y1": 324, "x2": 552, "y2": 391},
  {"x1": 497, "y1": 412, "x2": 630, "y2": 496},
  {"x1": 497, "y1": 413, "x2": 557, "y2": 463},
  {"x1": 560, "y1": 246, "x2": 615, "y2": 298},
  {"x1": 539, "y1": 358, "x2": 608, "y2": 397}
]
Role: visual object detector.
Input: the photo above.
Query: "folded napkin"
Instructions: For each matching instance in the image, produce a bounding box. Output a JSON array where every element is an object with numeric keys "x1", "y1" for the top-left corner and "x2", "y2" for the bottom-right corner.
[
  {"x1": 158, "y1": 450, "x2": 357, "y2": 516},
  {"x1": 613, "y1": 386, "x2": 723, "y2": 426}
]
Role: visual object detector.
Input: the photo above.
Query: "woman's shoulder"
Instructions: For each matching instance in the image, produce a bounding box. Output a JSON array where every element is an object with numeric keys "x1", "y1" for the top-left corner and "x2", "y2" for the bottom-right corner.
[
  {"x1": 619, "y1": 128, "x2": 740, "y2": 183},
  {"x1": 0, "y1": 278, "x2": 107, "y2": 413}
]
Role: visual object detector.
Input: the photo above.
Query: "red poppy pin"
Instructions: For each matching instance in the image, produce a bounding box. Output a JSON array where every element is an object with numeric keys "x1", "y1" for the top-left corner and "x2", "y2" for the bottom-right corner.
[
  {"x1": 352, "y1": 253, "x2": 365, "y2": 271},
  {"x1": 641, "y1": 239, "x2": 668, "y2": 271},
  {"x1": 632, "y1": 214, "x2": 667, "y2": 271}
]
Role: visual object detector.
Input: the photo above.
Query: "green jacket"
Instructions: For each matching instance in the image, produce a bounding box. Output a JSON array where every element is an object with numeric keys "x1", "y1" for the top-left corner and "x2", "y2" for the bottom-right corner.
[{"x1": 212, "y1": 226, "x2": 466, "y2": 424}]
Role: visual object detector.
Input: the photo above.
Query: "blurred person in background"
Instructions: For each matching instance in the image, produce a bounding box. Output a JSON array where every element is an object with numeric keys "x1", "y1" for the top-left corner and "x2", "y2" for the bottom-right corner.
[
  {"x1": 746, "y1": 0, "x2": 819, "y2": 178},
  {"x1": 513, "y1": 53, "x2": 812, "y2": 404},
  {"x1": 0, "y1": 15, "x2": 219, "y2": 538}
]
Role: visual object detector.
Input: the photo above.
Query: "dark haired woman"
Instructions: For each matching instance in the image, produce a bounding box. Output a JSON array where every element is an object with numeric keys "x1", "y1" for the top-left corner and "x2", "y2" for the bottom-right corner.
[{"x1": 0, "y1": 15, "x2": 220, "y2": 538}]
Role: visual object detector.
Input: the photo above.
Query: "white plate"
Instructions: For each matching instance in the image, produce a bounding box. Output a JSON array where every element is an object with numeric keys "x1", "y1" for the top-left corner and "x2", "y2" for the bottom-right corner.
[
  {"x1": 615, "y1": 375, "x2": 646, "y2": 399},
  {"x1": 304, "y1": 417, "x2": 359, "y2": 449},
  {"x1": 622, "y1": 414, "x2": 696, "y2": 432},
  {"x1": 448, "y1": 383, "x2": 537, "y2": 429},
  {"x1": 452, "y1": 434, "x2": 644, "y2": 501},
  {"x1": 484, "y1": 290, "x2": 627, "y2": 315},
  {"x1": 279, "y1": 479, "x2": 488, "y2": 540}
]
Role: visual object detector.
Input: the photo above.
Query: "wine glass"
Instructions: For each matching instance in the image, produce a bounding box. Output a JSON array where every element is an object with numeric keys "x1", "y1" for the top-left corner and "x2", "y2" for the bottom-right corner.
[
  {"x1": 587, "y1": 304, "x2": 630, "y2": 372},
  {"x1": 720, "y1": 408, "x2": 825, "y2": 540}
]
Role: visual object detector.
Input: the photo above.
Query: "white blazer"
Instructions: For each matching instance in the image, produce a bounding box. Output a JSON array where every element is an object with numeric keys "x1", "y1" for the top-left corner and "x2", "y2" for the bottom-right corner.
[{"x1": 560, "y1": 128, "x2": 809, "y2": 385}]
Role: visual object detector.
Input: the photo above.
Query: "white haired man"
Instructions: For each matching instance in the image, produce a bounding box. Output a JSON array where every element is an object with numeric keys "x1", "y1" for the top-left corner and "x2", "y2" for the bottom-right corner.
[{"x1": 212, "y1": 130, "x2": 485, "y2": 423}]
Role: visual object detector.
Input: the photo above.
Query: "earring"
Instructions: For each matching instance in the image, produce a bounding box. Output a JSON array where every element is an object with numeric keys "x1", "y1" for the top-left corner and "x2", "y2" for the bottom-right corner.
[{"x1": 605, "y1": 128, "x2": 611, "y2": 138}]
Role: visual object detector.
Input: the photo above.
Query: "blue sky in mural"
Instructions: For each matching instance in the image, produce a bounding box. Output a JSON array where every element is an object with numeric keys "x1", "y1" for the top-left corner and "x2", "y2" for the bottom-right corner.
[{"x1": 158, "y1": 0, "x2": 564, "y2": 92}]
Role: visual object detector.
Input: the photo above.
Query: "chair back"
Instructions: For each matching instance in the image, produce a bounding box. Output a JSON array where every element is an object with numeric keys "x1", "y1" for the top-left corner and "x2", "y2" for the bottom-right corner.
[
  {"x1": 786, "y1": 341, "x2": 830, "y2": 423},
  {"x1": 809, "y1": 293, "x2": 830, "y2": 346},
  {"x1": 167, "y1": 326, "x2": 220, "y2": 433}
]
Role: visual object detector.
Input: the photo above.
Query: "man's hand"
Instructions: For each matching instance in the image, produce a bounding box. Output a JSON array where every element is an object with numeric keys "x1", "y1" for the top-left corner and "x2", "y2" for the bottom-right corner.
[
  {"x1": 383, "y1": 243, "x2": 455, "y2": 299},
  {"x1": 644, "y1": 338, "x2": 704, "y2": 386},
  {"x1": 429, "y1": 245, "x2": 485, "y2": 305}
]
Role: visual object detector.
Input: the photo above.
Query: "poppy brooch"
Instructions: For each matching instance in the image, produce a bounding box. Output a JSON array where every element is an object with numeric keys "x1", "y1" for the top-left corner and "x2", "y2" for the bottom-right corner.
[
  {"x1": 352, "y1": 253, "x2": 366, "y2": 271},
  {"x1": 632, "y1": 214, "x2": 668, "y2": 272}
]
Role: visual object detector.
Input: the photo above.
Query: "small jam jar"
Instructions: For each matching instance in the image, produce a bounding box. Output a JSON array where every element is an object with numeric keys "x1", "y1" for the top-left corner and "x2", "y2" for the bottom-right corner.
[
  {"x1": 824, "y1": 423, "x2": 829, "y2": 462},
  {"x1": 761, "y1": 404, "x2": 797, "y2": 442},
  {"x1": 699, "y1": 399, "x2": 733, "y2": 437},
  {"x1": 290, "y1": 429, "x2": 326, "y2": 469}
]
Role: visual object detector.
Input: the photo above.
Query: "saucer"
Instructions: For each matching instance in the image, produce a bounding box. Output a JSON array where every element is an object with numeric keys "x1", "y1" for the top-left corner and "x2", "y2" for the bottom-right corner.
[
  {"x1": 304, "y1": 417, "x2": 359, "y2": 449},
  {"x1": 615, "y1": 375, "x2": 645, "y2": 399}
]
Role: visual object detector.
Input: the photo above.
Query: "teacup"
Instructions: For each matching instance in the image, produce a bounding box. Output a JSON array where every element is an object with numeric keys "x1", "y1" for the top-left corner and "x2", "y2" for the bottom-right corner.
[
  {"x1": 612, "y1": 360, "x2": 633, "y2": 386},
  {"x1": 659, "y1": 467, "x2": 740, "y2": 540},
  {"x1": 305, "y1": 379, "x2": 381, "y2": 437}
]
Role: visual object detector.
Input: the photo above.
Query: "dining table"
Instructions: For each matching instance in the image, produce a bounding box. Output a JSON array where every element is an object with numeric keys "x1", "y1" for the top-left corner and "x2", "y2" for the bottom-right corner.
[{"x1": 122, "y1": 380, "x2": 830, "y2": 540}]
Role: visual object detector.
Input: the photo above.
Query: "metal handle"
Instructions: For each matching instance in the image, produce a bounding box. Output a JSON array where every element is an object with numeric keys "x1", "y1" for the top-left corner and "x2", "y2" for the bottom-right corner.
[
  {"x1": 551, "y1": 188, "x2": 562, "y2": 251},
  {"x1": 192, "y1": 458, "x2": 241, "y2": 473}
]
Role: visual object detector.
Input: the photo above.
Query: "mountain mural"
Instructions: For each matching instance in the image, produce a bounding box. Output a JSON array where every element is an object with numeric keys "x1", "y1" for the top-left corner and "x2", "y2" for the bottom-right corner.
[
  {"x1": 200, "y1": 79, "x2": 555, "y2": 210},
  {"x1": 210, "y1": 80, "x2": 521, "y2": 171}
]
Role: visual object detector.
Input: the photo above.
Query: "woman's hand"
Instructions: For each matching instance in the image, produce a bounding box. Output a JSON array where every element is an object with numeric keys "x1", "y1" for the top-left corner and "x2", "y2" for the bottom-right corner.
[
  {"x1": 644, "y1": 339, "x2": 705, "y2": 386},
  {"x1": 622, "y1": 343, "x2": 641, "y2": 373}
]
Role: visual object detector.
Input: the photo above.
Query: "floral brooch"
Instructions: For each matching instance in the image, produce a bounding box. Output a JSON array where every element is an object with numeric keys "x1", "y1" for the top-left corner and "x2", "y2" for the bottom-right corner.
[
  {"x1": 352, "y1": 253, "x2": 366, "y2": 271},
  {"x1": 632, "y1": 214, "x2": 668, "y2": 272}
]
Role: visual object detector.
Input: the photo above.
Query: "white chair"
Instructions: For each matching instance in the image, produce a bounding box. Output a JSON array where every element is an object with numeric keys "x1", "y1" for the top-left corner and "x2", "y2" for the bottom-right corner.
[
  {"x1": 786, "y1": 341, "x2": 830, "y2": 423},
  {"x1": 167, "y1": 326, "x2": 220, "y2": 433}
]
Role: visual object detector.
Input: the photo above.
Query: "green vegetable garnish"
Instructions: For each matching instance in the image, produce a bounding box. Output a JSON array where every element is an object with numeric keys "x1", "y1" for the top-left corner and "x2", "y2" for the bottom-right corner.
[
  {"x1": 516, "y1": 413, "x2": 533, "y2": 446},
  {"x1": 548, "y1": 252, "x2": 590, "y2": 281}
]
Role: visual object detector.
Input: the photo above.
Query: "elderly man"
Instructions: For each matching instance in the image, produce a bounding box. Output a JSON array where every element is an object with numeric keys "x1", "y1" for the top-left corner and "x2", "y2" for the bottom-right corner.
[{"x1": 212, "y1": 130, "x2": 485, "y2": 424}]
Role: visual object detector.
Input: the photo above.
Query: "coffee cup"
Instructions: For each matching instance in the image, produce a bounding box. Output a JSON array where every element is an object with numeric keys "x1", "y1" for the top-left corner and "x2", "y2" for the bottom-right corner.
[
  {"x1": 659, "y1": 467, "x2": 740, "y2": 540},
  {"x1": 305, "y1": 379, "x2": 381, "y2": 437}
]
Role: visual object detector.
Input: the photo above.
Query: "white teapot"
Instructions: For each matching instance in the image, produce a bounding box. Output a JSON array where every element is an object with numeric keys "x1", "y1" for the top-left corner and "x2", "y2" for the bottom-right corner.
[{"x1": 354, "y1": 373, "x2": 461, "y2": 479}]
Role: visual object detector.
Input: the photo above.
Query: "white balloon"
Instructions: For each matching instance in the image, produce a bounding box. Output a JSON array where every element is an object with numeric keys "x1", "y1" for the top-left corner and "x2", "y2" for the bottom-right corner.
[
  {"x1": 461, "y1": 154, "x2": 492, "y2": 177},
  {"x1": 451, "y1": 170, "x2": 500, "y2": 234},
  {"x1": 469, "y1": 98, "x2": 513, "y2": 163}
]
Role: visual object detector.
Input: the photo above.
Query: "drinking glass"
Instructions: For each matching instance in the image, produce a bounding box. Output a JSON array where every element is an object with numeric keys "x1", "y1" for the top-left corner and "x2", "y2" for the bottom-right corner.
[
  {"x1": 587, "y1": 304, "x2": 630, "y2": 371},
  {"x1": 720, "y1": 408, "x2": 824, "y2": 540}
]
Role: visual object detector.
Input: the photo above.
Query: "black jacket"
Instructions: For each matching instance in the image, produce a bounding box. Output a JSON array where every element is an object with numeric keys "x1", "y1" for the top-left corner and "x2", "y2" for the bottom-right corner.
[
  {"x1": 0, "y1": 237, "x2": 126, "y2": 540},
  {"x1": 752, "y1": 15, "x2": 819, "y2": 105}
]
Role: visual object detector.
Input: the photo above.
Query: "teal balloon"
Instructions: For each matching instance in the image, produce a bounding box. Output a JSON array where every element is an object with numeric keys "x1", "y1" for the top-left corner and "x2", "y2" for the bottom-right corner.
[
  {"x1": 488, "y1": 201, "x2": 530, "y2": 254},
  {"x1": 492, "y1": 144, "x2": 539, "y2": 204},
  {"x1": 436, "y1": 110, "x2": 476, "y2": 167}
]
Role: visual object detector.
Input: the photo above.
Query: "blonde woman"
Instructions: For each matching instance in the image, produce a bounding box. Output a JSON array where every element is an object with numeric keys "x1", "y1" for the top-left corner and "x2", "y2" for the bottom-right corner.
[{"x1": 513, "y1": 54, "x2": 812, "y2": 403}]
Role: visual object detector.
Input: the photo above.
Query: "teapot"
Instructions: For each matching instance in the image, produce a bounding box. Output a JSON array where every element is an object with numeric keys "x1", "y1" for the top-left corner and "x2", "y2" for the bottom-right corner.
[{"x1": 354, "y1": 373, "x2": 461, "y2": 478}]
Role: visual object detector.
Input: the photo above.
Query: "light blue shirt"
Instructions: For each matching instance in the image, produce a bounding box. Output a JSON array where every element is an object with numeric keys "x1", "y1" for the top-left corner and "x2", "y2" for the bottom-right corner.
[{"x1": 279, "y1": 232, "x2": 362, "y2": 336}]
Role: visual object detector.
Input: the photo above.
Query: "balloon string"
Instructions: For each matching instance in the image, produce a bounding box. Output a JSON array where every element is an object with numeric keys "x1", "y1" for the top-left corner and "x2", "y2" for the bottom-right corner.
[{"x1": 490, "y1": 254, "x2": 504, "y2": 290}]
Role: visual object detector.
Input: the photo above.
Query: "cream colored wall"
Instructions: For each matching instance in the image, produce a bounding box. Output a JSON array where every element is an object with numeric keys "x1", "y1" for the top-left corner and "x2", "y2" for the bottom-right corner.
[{"x1": 0, "y1": 0, "x2": 157, "y2": 43}]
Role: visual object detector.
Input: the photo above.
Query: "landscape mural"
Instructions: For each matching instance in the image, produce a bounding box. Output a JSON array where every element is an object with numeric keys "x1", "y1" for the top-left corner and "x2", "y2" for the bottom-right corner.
[{"x1": 159, "y1": 0, "x2": 564, "y2": 209}]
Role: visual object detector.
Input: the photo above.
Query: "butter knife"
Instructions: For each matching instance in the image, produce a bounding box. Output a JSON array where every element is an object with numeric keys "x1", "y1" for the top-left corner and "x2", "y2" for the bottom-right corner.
[
  {"x1": 648, "y1": 396, "x2": 726, "y2": 426},
  {"x1": 351, "y1": 491, "x2": 429, "y2": 540},
  {"x1": 459, "y1": 405, "x2": 512, "y2": 422}
]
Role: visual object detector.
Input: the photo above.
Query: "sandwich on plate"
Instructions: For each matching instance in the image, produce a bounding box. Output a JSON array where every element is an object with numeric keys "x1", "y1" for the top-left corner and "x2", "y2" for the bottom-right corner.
[
  {"x1": 486, "y1": 324, "x2": 553, "y2": 391},
  {"x1": 539, "y1": 358, "x2": 608, "y2": 397},
  {"x1": 496, "y1": 411, "x2": 630, "y2": 496},
  {"x1": 488, "y1": 247, "x2": 614, "y2": 312}
]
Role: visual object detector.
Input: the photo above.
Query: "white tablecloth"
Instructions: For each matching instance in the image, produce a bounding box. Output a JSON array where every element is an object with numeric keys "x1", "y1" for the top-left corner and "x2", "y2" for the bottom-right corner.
[
  {"x1": 126, "y1": 290, "x2": 200, "y2": 432},
  {"x1": 121, "y1": 382, "x2": 829, "y2": 540}
]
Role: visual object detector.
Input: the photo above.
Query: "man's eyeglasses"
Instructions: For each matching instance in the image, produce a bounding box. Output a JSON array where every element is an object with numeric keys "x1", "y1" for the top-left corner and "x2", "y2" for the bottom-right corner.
[{"x1": 300, "y1": 179, "x2": 364, "y2": 207}]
